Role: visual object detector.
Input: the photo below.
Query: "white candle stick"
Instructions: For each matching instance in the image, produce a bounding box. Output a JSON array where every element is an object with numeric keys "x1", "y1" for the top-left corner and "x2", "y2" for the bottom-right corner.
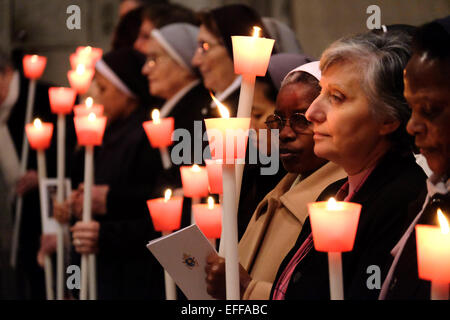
[
  {"x1": 56, "y1": 113, "x2": 66, "y2": 300},
  {"x1": 10, "y1": 79, "x2": 37, "y2": 268},
  {"x1": 37, "y1": 150, "x2": 55, "y2": 300},
  {"x1": 191, "y1": 197, "x2": 200, "y2": 225},
  {"x1": 80, "y1": 145, "x2": 95, "y2": 300},
  {"x1": 159, "y1": 147, "x2": 172, "y2": 170},
  {"x1": 431, "y1": 282, "x2": 449, "y2": 300},
  {"x1": 328, "y1": 252, "x2": 344, "y2": 300},
  {"x1": 222, "y1": 163, "x2": 240, "y2": 300},
  {"x1": 162, "y1": 231, "x2": 177, "y2": 300},
  {"x1": 218, "y1": 194, "x2": 225, "y2": 257}
]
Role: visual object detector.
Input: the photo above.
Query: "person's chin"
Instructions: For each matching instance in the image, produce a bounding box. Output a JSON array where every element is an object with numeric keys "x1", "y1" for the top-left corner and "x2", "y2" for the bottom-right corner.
[{"x1": 424, "y1": 154, "x2": 447, "y2": 177}]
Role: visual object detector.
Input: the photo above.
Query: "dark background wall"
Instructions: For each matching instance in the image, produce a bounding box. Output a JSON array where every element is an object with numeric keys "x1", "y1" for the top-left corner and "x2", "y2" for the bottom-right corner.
[{"x1": 1, "y1": 0, "x2": 448, "y2": 85}]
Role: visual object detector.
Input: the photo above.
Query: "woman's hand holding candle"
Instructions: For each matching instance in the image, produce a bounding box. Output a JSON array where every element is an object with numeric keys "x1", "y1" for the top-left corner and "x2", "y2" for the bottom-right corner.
[
  {"x1": 15, "y1": 170, "x2": 39, "y2": 196},
  {"x1": 71, "y1": 221, "x2": 100, "y2": 255}
]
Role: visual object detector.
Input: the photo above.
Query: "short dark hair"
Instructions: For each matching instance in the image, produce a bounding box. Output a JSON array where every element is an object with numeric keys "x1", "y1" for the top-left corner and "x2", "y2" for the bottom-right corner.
[
  {"x1": 141, "y1": 3, "x2": 198, "y2": 29},
  {"x1": 412, "y1": 19, "x2": 450, "y2": 61}
]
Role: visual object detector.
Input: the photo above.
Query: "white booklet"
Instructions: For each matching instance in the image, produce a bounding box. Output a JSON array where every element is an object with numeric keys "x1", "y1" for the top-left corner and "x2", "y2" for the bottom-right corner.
[{"x1": 147, "y1": 224, "x2": 217, "y2": 300}]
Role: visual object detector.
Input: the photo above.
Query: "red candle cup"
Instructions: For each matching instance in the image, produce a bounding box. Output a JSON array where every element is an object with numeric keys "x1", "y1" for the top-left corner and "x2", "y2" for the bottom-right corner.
[
  {"x1": 68, "y1": 65, "x2": 94, "y2": 95},
  {"x1": 48, "y1": 87, "x2": 77, "y2": 114},
  {"x1": 147, "y1": 194, "x2": 183, "y2": 232},
  {"x1": 204, "y1": 118, "x2": 250, "y2": 163},
  {"x1": 142, "y1": 110, "x2": 174, "y2": 148},
  {"x1": 70, "y1": 53, "x2": 95, "y2": 71},
  {"x1": 193, "y1": 197, "x2": 222, "y2": 239},
  {"x1": 205, "y1": 159, "x2": 223, "y2": 194},
  {"x1": 75, "y1": 46, "x2": 103, "y2": 65},
  {"x1": 23, "y1": 55, "x2": 47, "y2": 80},
  {"x1": 180, "y1": 165, "x2": 209, "y2": 198},
  {"x1": 415, "y1": 222, "x2": 450, "y2": 284},
  {"x1": 25, "y1": 119, "x2": 53, "y2": 150},
  {"x1": 308, "y1": 199, "x2": 361, "y2": 252},
  {"x1": 231, "y1": 27, "x2": 274, "y2": 76},
  {"x1": 74, "y1": 113, "x2": 107, "y2": 146},
  {"x1": 73, "y1": 98, "x2": 104, "y2": 117}
]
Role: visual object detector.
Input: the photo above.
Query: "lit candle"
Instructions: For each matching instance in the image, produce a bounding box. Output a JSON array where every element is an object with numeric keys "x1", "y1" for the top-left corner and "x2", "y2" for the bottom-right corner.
[
  {"x1": 70, "y1": 53, "x2": 95, "y2": 71},
  {"x1": 23, "y1": 54, "x2": 47, "y2": 80},
  {"x1": 75, "y1": 46, "x2": 103, "y2": 65},
  {"x1": 416, "y1": 209, "x2": 450, "y2": 300},
  {"x1": 193, "y1": 196, "x2": 222, "y2": 240},
  {"x1": 25, "y1": 118, "x2": 54, "y2": 299},
  {"x1": 308, "y1": 197, "x2": 362, "y2": 300},
  {"x1": 67, "y1": 64, "x2": 94, "y2": 95},
  {"x1": 74, "y1": 111, "x2": 107, "y2": 301},
  {"x1": 142, "y1": 109, "x2": 174, "y2": 169},
  {"x1": 205, "y1": 159, "x2": 223, "y2": 194},
  {"x1": 73, "y1": 97, "x2": 104, "y2": 117},
  {"x1": 231, "y1": 27, "x2": 275, "y2": 221},
  {"x1": 147, "y1": 189, "x2": 184, "y2": 232},
  {"x1": 180, "y1": 164, "x2": 209, "y2": 198},
  {"x1": 48, "y1": 87, "x2": 77, "y2": 114},
  {"x1": 25, "y1": 118, "x2": 53, "y2": 150},
  {"x1": 73, "y1": 113, "x2": 107, "y2": 146},
  {"x1": 204, "y1": 96, "x2": 251, "y2": 300}
]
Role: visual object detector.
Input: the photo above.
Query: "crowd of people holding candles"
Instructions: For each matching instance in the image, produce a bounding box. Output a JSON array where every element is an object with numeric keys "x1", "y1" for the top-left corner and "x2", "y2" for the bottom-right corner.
[{"x1": 0, "y1": 0, "x2": 448, "y2": 301}]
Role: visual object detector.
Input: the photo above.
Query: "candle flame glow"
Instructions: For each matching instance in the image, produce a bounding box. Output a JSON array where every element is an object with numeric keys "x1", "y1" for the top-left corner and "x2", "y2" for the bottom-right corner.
[
  {"x1": 164, "y1": 189, "x2": 172, "y2": 202},
  {"x1": 76, "y1": 64, "x2": 85, "y2": 74},
  {"x1": 209, "y1": 92, "x2": 230, "y2": 118},
  {"x1": 85, "y1": 97, "x2": 93, "y2": 108},
  {"x1": 326, "y1": 197, "x2": 338, "y2": 210},
  {"x1": 152, "y1": 109, "x2": 161, "y2": 124},
  {"x1": 88, "y1": 112, "x2": 96, "y2": 122},
  {"x1": 252, "y1": 26, "x2": 262, "y2": 38},
  {"x1": 437, "y1": 209, "x2": 449, "y2": 234},
  {"x1": 84, "y1": 46, "x2": 92, "y2": 54},
  {"x1": 208, "y1": 196, "x2": 215, "y2": 210},
  {"x1": 191, "y1": 164, "x2": 201, "y2": 172},
  {"x1": 31, "y1": 55, "x2": 38, "y2": 63},
  {"x1": 33, "y1": 118, "x2": 42, "y2": 129}
]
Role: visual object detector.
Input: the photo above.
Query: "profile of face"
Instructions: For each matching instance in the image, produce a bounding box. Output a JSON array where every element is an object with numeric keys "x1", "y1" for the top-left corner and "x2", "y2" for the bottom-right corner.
[
  {"x1": 134, "y1": 19, "x2": 155, "y2": 55},
  {"x1": 141, "y1": 39, "x2": 193, "y2": 100},
  {"x1": 250, "y1": 81, "x2": 276, "y2": 154},
  {"x1": 271, "y1": 82, "x2": 327, "y2": 174},
  {"x1": 306, "y1": 62, "x2": 399, "y2": 174},
  {"x1": 405, "y1": 54, "x2": 450, "y2": 177},
  {"x1": 191, "y1": 25, "x2": 236, "y2": 93},
  {"x1": 94, "y1": 72, "x2": 135, "y2": 123}
]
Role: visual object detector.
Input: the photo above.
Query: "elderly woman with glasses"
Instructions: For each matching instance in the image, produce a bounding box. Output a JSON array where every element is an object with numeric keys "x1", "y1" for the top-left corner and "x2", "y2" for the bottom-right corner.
[
  {"x1": 205, "y1": 61, "x2": 346, "y2": 300},
  {"x1": 271, "y1": 32, "x2": 427, "y2": 300},
  {"x1": 191, "y1": 4, "x2": 270, "y2": 117}
]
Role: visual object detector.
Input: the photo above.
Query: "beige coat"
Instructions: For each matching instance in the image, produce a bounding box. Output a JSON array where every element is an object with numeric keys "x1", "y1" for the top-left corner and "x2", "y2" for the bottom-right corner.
[{"x1": 239, "y1": 162, "x2": 346, "y2": 300}]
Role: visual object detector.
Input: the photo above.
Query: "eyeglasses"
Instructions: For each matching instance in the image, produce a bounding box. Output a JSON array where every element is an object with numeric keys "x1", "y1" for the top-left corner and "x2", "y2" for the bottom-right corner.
[
  {"x1": 196, "y1": 41, "x2": 222, "y2": 55},
  {"x1": 145, "y1": 54, "x2": 170, "y2": 68},
  {"x1": 265, "y1": 113, "x2": 312, "y2": 132}
]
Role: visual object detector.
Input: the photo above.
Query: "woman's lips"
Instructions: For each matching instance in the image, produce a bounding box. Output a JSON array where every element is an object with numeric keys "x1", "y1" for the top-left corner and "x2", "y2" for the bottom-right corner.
[
  {"x1": 279, "y1": 148, "x2": 299, "y2": 159},
  {"x1": 313, "y1": 132, "x2": 330, "y2": 139}
]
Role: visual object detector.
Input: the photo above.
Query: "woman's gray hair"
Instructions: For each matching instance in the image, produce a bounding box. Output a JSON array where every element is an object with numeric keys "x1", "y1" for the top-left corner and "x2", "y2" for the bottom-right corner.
[{"x1": 320, "y1": 31, "x2": 413, "y2": 150}]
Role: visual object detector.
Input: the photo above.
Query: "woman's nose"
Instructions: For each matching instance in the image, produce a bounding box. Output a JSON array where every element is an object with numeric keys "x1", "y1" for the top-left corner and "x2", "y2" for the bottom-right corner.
[
  {"x1": 406, "y1": 113, "x2": 426, "y2": 137},
  {"x1": 306, "y1": 94, "x2": 327, "y2": 124}
]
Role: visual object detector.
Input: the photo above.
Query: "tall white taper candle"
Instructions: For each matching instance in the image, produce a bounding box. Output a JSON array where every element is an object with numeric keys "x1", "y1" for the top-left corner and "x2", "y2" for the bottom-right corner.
[
  {"x1": 328, "y1": 252, "x2": 344, "y2": 300},
  {"x1": 56, "y1": 114, "x2": 65, "y2": 300}
]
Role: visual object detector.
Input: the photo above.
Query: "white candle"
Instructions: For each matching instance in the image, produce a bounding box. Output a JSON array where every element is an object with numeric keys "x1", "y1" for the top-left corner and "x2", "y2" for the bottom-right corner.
[{"x1": 162, "y1": 231, "x2": 178, "y2": 300}]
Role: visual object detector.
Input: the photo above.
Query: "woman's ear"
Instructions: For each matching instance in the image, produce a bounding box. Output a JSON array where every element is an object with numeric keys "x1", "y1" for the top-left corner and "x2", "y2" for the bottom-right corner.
[{"x1": 379, "y1": 118, "x2": 400, "y2": 136}]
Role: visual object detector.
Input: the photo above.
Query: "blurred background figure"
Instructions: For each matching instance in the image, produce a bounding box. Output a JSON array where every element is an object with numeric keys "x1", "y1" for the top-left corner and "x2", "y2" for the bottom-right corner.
[
  {"x1": 262, "y1": 17, "x2": 304, "y2": 54},
  {"x1": 118, "y1": 0, "x2": 166, "y2": 18}
]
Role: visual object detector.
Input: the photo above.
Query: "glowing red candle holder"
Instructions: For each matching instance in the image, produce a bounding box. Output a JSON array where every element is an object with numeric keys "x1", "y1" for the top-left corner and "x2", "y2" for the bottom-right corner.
[
  {"x1": 143, "y1": 109, "x2": 174, "y2": 148},
  {"x1": 204, "y1": 94, "x2": 250, "y2": 163},
  {"x1": 231, "y1": 26, "x2": 275, "y2": 77},
  {"x1": 74, "y1": 113, "x2": 107, "y2": 146},
  {"x1": 147, "y1": 189, "x2": 183, "y2": 232},
  {"x1": 180, "y1": 164, "x2": 209, "y2": 198},
  {"x1": 48, "y1": 87, "x2": 77, "y2": 114},
  {"x1": 68, "y1": 64, "x2": 94, "y2": 95},
  {"x1": 74, "y1": 97, "x2": 104, "y2": 117},
  {"x1": 205, "y1": 159, "x2": 223, "y2": 194},
  {"x1": 416, "y1": 209, "x2": 450, "y2": 299},
  {"x1": 25, "y1": 118, "x2": 53, "y2": 150},
  {"x1": 308, "y1": 198, "x2": 361, "y2": 252},
  {"x1": 193, "y1": 197, "x2": 222, "y2": 239},
  {"x1": 23, "y1": 55, "x2": 47, "y2": 80},
  {"x1": 75, "y1": 46, "x2": 103, "y2": 65}
]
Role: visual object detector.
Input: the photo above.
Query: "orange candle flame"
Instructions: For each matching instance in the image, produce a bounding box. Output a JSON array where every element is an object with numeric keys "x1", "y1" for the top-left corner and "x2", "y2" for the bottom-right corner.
[
  {"x1": 209, "y1": 92, "x2": 230, "y2": 118},
  {"x1": 252, "y1": 26, "x2": 262, "y2": 38},
  {"x1": 438, "y1": 209, "x2": 449, "y2": 234},
  {"x1": 76, "y1": 64, "x2": 85, "y2": 74},
  {"x1": 208, "y1": 196, "x2": 215, "y2": 210},
  {"x1": 326, "y1": 197, "x2": 338, "y2": 210},
  {"x1": 33, "y1": 118, "x2": 42, "y2": 129},
  {"x1": 85, "y1": 97, "x2": 93, "y2": 108},
  {"x1": 191, "y1": 164, "x2": 201, "y2": 172},
  {"x1": 31, "y1": 55, "x2": 38, "y2": 63},
  {"x1": 164, "y1": 189, "x2": 172, "y2": 202},
  {"x1": 152, "y1": 109, "x2": 161, "y2": 124},
  {"x1": 88, "y1": 112, "x2": 96, "y2": 122}
]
